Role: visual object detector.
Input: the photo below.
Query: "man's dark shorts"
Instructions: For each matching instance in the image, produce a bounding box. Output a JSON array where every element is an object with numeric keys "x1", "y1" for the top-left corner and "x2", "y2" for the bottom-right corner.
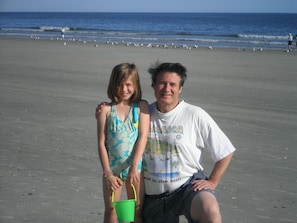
[{"x1": 142, "y1": 172, "x2": 215, "y2": 223}]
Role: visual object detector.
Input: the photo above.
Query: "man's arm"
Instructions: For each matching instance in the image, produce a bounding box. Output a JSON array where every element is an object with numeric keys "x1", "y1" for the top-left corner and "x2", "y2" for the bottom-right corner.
[
  {"x1": 192, "y1": 152, "x2": 234, "y2": 191},
  {"x1": 208, "y1": 152, "x2": 234, "y2": 188}
]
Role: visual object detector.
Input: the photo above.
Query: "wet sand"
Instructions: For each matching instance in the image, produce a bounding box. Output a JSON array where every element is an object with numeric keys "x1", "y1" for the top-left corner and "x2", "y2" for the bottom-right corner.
[{"x1": 0, "y1": 38, "x2": 296, "y2": 223}]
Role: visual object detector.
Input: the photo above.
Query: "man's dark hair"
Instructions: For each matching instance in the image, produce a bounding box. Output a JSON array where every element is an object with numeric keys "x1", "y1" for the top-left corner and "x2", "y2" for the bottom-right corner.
[{"x1": 148, "y1": 62, "x2": 187, "y2": 87}]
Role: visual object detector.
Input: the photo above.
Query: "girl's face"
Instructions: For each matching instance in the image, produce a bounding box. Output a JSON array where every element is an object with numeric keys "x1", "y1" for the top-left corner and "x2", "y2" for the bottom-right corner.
[{"x1": 117, "y1": 75, "x2": 135, "y2": 101}]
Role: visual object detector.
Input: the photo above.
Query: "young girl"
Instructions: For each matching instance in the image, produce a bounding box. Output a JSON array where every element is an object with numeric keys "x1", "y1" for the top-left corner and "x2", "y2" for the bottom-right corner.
[{"x1": 97, "y1": 63, "x2": 149, "y2": 223}]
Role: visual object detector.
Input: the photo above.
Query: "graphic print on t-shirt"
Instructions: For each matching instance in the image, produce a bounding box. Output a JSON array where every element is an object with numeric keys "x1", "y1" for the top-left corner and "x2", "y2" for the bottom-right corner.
[{"x1": 143, "y1": 126, "x2": 182, "y2": 180}]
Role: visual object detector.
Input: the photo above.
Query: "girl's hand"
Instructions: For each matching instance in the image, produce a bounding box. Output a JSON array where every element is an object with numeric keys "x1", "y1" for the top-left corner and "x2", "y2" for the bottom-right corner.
[
  {"x1": 127, "y1": 166, "x2": 140, "y2": 185},
  {"x1": 107, "y1": 175, "x2": 123, "y2": 191}
]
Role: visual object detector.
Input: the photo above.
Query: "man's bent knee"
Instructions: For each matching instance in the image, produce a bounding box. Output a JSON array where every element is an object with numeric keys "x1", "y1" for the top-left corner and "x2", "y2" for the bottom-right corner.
[{"x1": 190, "y1": 191, "x2": 222, "y2": 223}]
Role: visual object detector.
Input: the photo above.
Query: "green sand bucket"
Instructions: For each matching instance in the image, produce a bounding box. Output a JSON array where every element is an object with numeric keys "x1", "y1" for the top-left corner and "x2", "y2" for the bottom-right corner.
[{"x1": 112, "y1": 184, "x2": 137, "y2": 222}]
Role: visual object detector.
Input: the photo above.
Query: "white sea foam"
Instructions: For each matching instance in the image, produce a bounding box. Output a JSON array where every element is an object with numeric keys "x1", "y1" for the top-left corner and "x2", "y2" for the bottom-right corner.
[{"x1": 238, "y1": 34, "x2": 287, "y2": 40}]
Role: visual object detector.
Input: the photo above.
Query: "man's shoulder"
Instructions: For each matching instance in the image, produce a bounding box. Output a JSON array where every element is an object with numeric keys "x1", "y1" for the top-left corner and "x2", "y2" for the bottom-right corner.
[
  {"x1": 149, "y1": 101, "x2": 156, "y2": 110},
  {"x1": 182, "y1": 101, "x2": 205, "y2": 113},
  {"x1": 181, "y1": 102, "x2": 213, "y2": 123}
]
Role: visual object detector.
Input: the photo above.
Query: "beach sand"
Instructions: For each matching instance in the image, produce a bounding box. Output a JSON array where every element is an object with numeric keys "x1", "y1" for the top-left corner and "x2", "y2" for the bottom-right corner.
[{"x1": 0, "y1": 38, "x2": 296, "y2": 223}]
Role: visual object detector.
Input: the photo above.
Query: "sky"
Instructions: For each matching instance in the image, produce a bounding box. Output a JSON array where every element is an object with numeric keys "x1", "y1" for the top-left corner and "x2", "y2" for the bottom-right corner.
[{"x1": 0, "y1": 0, "x2": 296, "y2": 13}]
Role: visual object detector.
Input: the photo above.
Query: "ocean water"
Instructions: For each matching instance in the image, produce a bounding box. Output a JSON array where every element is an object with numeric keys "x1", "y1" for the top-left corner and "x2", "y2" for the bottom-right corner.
[{"x1": 0, "y1": 12, "x2": 296, "y2": 50}]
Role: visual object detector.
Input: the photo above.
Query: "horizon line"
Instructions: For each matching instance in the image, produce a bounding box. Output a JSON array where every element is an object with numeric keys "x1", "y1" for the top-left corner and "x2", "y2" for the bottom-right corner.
[{"x1": 1, "y1": 11, "x2": 296, "y2": 14}]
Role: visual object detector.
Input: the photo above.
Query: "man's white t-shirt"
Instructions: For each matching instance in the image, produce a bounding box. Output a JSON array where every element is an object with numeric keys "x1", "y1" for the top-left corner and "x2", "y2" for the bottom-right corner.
[{"x1": 143, "y1": 100, "x2": 236, "y2": 195}]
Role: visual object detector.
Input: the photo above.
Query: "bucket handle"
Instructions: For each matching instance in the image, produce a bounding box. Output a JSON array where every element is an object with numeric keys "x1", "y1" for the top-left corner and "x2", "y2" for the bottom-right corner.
[{"x1": 112, "y1": 184, "x2": 137, "y2": 202}]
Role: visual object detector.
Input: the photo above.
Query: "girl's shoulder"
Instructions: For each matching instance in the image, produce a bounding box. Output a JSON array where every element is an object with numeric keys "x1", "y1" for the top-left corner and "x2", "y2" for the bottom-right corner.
[
  {"x1": 137, "y1": 99, "x2": 149, "y2": 106},
  {"x1": 100, "y1": 102, "x2": 112, "y2": 116},
  {"x1": 137, "y1": 100, "x2": 149, "y2": 112}
]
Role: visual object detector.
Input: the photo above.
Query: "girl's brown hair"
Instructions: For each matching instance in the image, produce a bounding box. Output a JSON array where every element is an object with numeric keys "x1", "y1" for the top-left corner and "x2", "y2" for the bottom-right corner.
[{"x1": 107, "y1": 63, "x2": 142, "y2": 103}]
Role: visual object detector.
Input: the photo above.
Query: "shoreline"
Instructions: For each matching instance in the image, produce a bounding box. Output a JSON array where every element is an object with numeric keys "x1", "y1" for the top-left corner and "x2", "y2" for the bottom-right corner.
[{"x1": 1, "y1": 36, "x2": 296, "y2": 53}]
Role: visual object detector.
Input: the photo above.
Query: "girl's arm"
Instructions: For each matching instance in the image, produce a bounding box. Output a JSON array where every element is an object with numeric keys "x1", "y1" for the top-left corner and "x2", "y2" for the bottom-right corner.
[
  {"x1": 97, "y1": 105, "x2": 111, "y2": 172},
  {"x1": 97, "y1": 105, "x2": 122, "y2": 190},
  {"x1": 128, "y1": 100, "x2": 150, "y2": 184}
]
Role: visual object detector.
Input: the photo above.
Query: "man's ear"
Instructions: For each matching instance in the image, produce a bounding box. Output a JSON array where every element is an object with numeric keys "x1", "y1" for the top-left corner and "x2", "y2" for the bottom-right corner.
[{"x1": 179, "y1": 86, "x2": 183, "y2": 93}]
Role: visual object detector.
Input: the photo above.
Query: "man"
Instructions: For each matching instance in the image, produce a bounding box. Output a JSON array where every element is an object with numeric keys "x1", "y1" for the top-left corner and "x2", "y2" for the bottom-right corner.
[
  {"x1": 96, "y1": 62, "x2": 235, "y2": 223},
  {"x1": 142, "y1": 62, "x2": 235, "y2": 223}
]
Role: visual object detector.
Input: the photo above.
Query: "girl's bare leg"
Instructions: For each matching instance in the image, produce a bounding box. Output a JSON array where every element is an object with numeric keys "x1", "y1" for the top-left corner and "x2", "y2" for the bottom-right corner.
[
  {"x1": 126, "y1": 172, "x2": 144, "y2": 223},
  {"x1": 103, "y1": 176, "x2": 123, "y2": 223}
]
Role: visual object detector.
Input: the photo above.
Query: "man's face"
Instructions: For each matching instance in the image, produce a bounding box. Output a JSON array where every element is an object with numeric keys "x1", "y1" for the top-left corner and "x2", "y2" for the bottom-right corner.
[{"x1": 153, "y1": 71, "x2": 182, "y2": 112}]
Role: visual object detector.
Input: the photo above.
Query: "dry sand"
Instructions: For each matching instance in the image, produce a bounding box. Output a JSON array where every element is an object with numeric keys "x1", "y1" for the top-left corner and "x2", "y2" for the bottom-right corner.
[{"x1": 0, "y1": 38, "x2": 297, "y2": 223}]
